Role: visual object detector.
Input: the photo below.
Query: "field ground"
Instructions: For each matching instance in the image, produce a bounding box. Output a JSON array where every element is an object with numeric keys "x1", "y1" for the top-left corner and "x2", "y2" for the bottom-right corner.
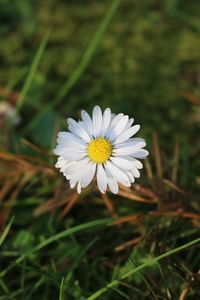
[{"x1": 0, "y1": 0, "x2": 200, "y2": 299}]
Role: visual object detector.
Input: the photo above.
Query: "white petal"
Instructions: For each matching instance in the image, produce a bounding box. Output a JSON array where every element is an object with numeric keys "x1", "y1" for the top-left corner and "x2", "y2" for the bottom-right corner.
[
  {"x1": 104, "y1": 161, "x2": 131, "y2": 186},
  {"x1": 97, "y1": 164, "x2": 107, "y2": 193},
  {"x1": 53, "y1": 144, "x2": 87, "y2": 157},
  {"x1": 60, "y1": 161, "x2": 74, "y2": 174},
  {"x1": 109, "y1": 115, "x2": 129, "y2": 142},
  {"x1": 92, "y1": 106, "x2": 102, "y2": 137},
  {"x1": 125, "y1": 118, "x2": 134, "y2": 130},
  {"x1": 131, "y1": 168, "x2": 140, "y2": 178},
  {"x1": 133, "y1": 149, "x2": 149, "y2": 158},
  {"x1": 122, "y1": 181, "x2": 131, "y2": 187},
  {"x1": 113, "y1": 125, "x2": 140, "y2": 145},
  {"x1": 105, "y1": 113, "x2": 124, "y2": 139},
  {"x1": 107, "y1": 177, "x2": 119, "y2": 194},
  {"x1": 67, "y1": 118, "x2": 91, "y2": 143},
  {"x1": 109, "y1": 156, "x2": 143, "y2": 170},
  {"x1": 128, "y1": 137, "x2": 146, "y2": 145},
  {"x1": 53, "y1": 146, "x2": 64, "y2": 156},
  {"x1": 81, "y1": 109, "x2": 93, "y2": 125},
  {"x1": 61, "y1": 150, "x2": 87, "y2": 160},
  {"x1": 56, "y1": 137, "x2": 86, "y2": 151},
  {"x1": 65, "y1": 158, "x2": 90, "y2": 175},
  {"x1": 68, "y1": 161, "x2": 96, "y2": 192},
  {"x1": 126, "y1": 171, "x2": 135, "y2": 183},
  {"x1": 78, "y1": 121, "x2": 93, "y2": 139},
  {"x1": 80, "y1": 162, "x2": 96, "y2": 188},
  {"x1": 69, "y1": 164, "x2": 90, "y2": 188},
  {"x1": 55, "y1": 138, "x2": 86, "y2": 157},
  {"x1": 131, "y1": 158, "x2": 143, "y2": 169},
  {"x1": 113, "y1": 138, "x2": 146, "y2": 156},
  {"x1": 57, "y1": 132, "x2": 86, "y2": 146},
  {"x1": 81, "y1": 109, "x2": 94, "y2": 137},
  {"x1": 77, "y1": 181, "x2": 82, "y2": 193},
  {"x1": 70, "y1": 177, "x2": 79, "y2": 189},
  {"x1": 110, "y1": 156, "x2": 138, "y2": 171},
  {"x1": 110, "y1": 113, "x2": 116, "y2": 122},
  {"x1": 55, "y1": 157, "x2": 68, "y2": 168},
  {"x1": 100, "y1": 108, "x2": 111, "y2": 137}
]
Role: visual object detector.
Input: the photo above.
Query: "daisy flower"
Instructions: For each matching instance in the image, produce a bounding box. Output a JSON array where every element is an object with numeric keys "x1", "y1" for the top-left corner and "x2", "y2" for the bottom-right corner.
[{"x1": 53, "y1": 106, "x2": 149, "y2": 194}]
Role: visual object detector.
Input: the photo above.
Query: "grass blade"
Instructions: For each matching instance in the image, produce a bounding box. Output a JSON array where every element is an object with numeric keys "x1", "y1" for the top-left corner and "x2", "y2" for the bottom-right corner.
[
  {"x1": 0, "y1": 216, "x2": 15, "y2": 246},
  {"x1": 0, "y1": 217, "x2": 115, "y2": 277},
  {"x1": 16, "y1": 30, "x2": 51, "y2": 113},
  {"x1": 59, "y1": 277, "x2": 65, "y2": 300},
  {"x1": 53, "y1": 0, "x2": 122, "y2": 107},
  {"x1": 25, "y1": 0, "x2": 122, "y2": 132},
  {"x1": 86, "y1": 236, "x2": 200, "y2": 300},
  {"x1": 33, "y1": 217, "x2": 114, "y2": 252}
]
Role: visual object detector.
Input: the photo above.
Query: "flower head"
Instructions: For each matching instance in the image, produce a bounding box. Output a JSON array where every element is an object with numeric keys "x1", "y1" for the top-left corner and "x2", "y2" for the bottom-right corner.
[{"x1": 53, "y1": 106, "x2": 149, "y2": 194}]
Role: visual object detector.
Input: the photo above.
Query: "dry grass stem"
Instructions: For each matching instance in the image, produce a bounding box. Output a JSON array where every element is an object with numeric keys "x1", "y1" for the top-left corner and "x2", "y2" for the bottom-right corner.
[
  {"x1": 148, "y1": 210, "x2": 200, "y2": 219},
  {"x1": 58, "y1": 193, "x2": 80, "y2": 220},
  {"x1": 179, "y1": 287, "x2": 190, "y2": 300},
  {"x1": 181, "y1": 92, "x2": 200, "y2": 105},
  {"x1": 172, "y1": 141, "x2": 180, "y2": 183},
  {"x1": 101, "y1": 193, "x2": 118, "y2": 217},
  {"x1": 163, "y1": 179, "x2": 187, "y2": 196},
  {"x1": 109, "y1": 215, "x2": 144, "y2": 226},
  {"x1": 118, "y1": 189, "x2": 158, "y2": 203},
  {"x1": 133, "y1": 184, "x2": 159, "y2": 201},
  {"x1": 21, "y1": 138, "x2": 54, "y2": 158},
  {"x1": 144, "y1": 158, "x2": 153, "y2": 180},
  {"x1": 115, "y1": 236, "x2": 143, "y2": 251},
  {"x1": 152, "y1": 132, "x2": 163, "y2": 179}
]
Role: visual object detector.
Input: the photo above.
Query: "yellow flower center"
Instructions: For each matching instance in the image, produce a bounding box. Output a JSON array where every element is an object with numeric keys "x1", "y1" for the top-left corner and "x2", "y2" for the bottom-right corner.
[{"x1": 87, "y1": 138, "x2": 112, "y2": 163}]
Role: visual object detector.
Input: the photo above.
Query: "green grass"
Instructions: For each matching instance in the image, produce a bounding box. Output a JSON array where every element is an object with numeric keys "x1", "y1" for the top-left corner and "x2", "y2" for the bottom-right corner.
[
  {"x1": 87, "y1": 236, "x2": 200, "y2": 299},
  {"x1": 16, "y1": 29, "x2": 51, "y2": 114},
  {"x1": 0, "y1": 0, "x2": 200, "y2": 299}
]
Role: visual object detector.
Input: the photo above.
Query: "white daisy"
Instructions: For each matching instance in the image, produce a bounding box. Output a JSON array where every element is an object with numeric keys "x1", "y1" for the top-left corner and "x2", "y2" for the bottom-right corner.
[{"x1": 53, "y1": 106, "x2": 149, "y2": 194}]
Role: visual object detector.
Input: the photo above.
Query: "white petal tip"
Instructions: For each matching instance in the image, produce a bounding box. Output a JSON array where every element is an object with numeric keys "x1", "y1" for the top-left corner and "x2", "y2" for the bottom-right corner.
[
  {"x1": 143, "y1": 150, "x2": 149, "y2": 157},
  {"x1": 135, "y1": 124, "x2": 140, "y2": 132},
  {"x1": 112, "y1": 191, "x2": 118, "y2": 195},
  {"x1": 99, "y1": 190, "x2": 106, "y2": 194},
  {"x1": 53, "y1": 149, "x2": 58, "y2": 155}
]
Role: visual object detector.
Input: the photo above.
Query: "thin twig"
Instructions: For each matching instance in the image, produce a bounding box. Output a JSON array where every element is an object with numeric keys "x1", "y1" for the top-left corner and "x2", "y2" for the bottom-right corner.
[
  {"x1": 118, "y1": 189, "x2": 158, "y2": 203},
  {"x1": 115, "y1": 236, "x2": 143, "y2": 252},
  {"x1": 144, "y1": 158, "x2": 153, "y2": 180},
  {"x1": 21, "y1": 138, "x2": 54, "y2": 158},
  {"x1": 163, "y1": 178, "x2": 186, "y2": 196},
  {"x1": 179, "y1": 287, "x2": 190, "y2": 300},
  {"x1": 101, "y1": 193, "x2": 117, "y2": 217},
  {"x1": 152, "y1": 132, "x2": 163, "y2": 179},
  {"x1": 172, "y1": 141, "x2": 180, "y2": 183},
  {"x1": 58, "y1": 193, "x2": 80, "y2": 220}
]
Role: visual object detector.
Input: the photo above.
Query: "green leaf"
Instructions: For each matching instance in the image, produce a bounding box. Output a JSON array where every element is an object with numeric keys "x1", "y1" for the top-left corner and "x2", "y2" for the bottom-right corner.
[{"x1": 32, "y1": 110, "x2": 59, "y2": 148}]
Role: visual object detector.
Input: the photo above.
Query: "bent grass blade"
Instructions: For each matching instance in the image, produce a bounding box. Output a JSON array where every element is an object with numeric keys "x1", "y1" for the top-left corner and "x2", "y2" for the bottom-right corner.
[{"x1": 86, "y1": 236, "x2": 200, "y2": 300}]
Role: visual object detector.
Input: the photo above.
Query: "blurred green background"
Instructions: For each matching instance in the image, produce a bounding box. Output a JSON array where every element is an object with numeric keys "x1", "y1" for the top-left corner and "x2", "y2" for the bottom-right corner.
[
  {"x1": 1, "y1": 0, "x2": 199, "y2": 147},
  {"x1": 0, "y1": 0, "x2": 200, "y2": 299}
]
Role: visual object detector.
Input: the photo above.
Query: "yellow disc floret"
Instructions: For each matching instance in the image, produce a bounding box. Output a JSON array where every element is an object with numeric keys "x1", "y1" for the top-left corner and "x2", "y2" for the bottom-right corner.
[{"x1": 87, "y1": 138, "x2": 112, "y2": 163}]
